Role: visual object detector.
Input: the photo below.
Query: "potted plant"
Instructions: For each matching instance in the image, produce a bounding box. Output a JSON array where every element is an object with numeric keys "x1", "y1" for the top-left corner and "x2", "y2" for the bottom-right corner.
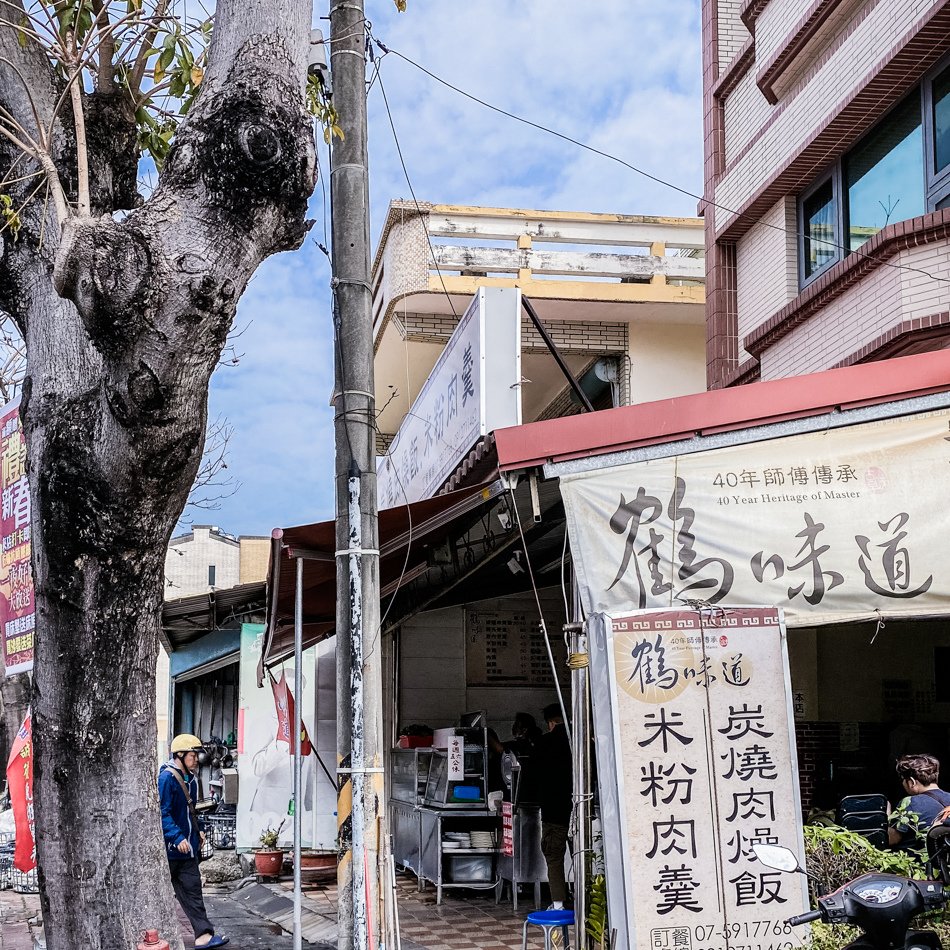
[
  {"x1": 297, "y1": 848, "x2": 337, "y2": 877},
  {"x1": 254, "y1": 820, "x2": 286, "y2": 876}
]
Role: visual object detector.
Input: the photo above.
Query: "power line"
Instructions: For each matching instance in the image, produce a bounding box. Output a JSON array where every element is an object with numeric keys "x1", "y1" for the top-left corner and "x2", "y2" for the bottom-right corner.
[
  {"x1": 374, "y1": 62, "x2": 459, "y2": 317},
  {"x1": 368, "y1": 33, "x2": 950, "y2": 288}
]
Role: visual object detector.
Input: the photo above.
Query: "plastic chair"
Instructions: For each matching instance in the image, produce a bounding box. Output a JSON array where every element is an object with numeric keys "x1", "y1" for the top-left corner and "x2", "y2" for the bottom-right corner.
[
  {"x1": 522, "y1": 909, "x2": 574, "y2": 949},
  {"x1": 836, "y1": 793, "x2": 889, "y2": 848},
  {"x1": 927, "y1": 824, "x2": 950, "y2": 882}
]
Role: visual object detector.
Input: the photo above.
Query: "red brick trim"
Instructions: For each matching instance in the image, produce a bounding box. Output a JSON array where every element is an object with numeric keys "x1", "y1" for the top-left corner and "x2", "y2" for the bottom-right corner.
[
  {"x1": 832, "y1": 314, "x2": 950, "y2": 367},
  {"x1": 703, "y1": 0, "x2": 737, "y2": 388},
  {"x1": 713, "y1": 37, "x2": 756, "y2": 101},
  {"x1": 744, "y1": 210, "x2": 950, "y2": 357},
  {"x1": 706, "y1": 241, "x2": 739, "y2": 387},
  {"x1": 740, "y1": 0, "x2": 770, "y2": 32},
  {"x1": 756, "y1": 0, "x2": 845, "y2": 105},
  {"x1": 721, "y1": 356, "x2": 762, "y2": 386},
  {"x1": 717, "y1": 2, "x2": 950, "y2": 243}
]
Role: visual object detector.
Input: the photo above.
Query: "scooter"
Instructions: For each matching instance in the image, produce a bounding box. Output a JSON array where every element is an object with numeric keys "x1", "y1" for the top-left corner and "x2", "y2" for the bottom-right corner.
[{"x1": 753, "y1": 843, "x2": 947, "y2": 950}]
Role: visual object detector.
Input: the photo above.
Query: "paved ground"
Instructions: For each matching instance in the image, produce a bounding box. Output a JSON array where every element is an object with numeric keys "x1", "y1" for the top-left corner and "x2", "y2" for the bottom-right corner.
[
  {"x1": 0, "y1": 889, "x2": 38, "y2": 950},
  {"x1": 0, "y1": 885, "x2": 318, "y2": 949},
  {"x1": 265, "y1": 871, "x2": 553, "y2": 949},
  {"x1": 0, "y1": 868, "x2": 557, "y2": 949}
]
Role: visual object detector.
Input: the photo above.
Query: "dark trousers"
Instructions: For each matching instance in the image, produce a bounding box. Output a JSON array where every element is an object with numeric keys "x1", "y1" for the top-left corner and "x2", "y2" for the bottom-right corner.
[
  {"x1": 169, "y1": 857, "x2": 214, "y2": 939},
  {"x1": 541, "y1": 821, "x2": 570, "y2": 904}
]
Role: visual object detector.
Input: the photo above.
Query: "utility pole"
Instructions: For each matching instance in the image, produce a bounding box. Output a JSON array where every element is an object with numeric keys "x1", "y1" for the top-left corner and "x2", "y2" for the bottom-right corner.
[{"x1": 329, "y1": 1, "x2": 384, "y2": 948}]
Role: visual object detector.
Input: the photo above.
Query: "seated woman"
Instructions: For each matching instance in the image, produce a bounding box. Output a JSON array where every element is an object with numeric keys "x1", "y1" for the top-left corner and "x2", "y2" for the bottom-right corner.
[{"x1": 888, "y1": 753, "x2": 950, "y2": 848}]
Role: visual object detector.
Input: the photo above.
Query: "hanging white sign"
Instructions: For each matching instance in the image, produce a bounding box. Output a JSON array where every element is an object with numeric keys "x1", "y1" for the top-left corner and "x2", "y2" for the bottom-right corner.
[
  {"x1": 561, "y1": 408, "x2": 950, "y2": 626},
  {"x1": 588, "y1": 606, "x2": 809, "y2": 950},
  {"x1": 378, "y1": 286, "x2": 521, "y2": 506},
  {"x1": 447, "y1": 734, "x2": 465, "y2": 780}
]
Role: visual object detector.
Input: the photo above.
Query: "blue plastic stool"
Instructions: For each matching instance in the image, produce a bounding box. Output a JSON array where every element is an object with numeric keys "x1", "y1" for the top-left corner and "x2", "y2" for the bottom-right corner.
[{"x1": 522, "y1": 909, "x2": 574, "y2": 949}]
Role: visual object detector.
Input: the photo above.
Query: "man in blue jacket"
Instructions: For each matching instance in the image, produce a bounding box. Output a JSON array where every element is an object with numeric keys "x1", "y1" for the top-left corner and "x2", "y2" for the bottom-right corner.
[{"x1": 159, "y1": 734, "x2": 229, "y2": 948}]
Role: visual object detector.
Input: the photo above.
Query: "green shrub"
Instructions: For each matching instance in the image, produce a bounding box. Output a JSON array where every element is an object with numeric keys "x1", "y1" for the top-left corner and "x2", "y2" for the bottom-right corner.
[
  {"x1": 802, "y1": 823, "x2": 950, "y2": 946},
  {"x1": 804, "y1": 824, "x2": 926, "y2": 896}
]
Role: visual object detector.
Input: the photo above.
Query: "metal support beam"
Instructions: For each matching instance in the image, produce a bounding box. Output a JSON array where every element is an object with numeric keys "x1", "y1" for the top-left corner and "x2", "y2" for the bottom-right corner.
[{"x1": 521, "y1": 297, "x2": 595, "y2": 412}]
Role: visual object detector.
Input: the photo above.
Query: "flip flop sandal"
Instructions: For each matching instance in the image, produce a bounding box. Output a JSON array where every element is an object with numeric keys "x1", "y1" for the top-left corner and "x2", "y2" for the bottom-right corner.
[{"x1": 196, "y1": 937, "x2": 229, "y2": 949}]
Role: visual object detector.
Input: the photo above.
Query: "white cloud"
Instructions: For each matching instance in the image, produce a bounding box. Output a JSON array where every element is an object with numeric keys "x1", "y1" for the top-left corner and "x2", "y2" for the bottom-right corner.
[{"x1": 203, "y1": 0, "x2": 703, "y2": 536}]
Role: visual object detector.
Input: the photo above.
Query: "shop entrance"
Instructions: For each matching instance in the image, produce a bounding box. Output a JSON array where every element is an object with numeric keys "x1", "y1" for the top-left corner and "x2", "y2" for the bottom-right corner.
[{"x1": 789, "y1": 617, "x2": 950, "y2": 817}]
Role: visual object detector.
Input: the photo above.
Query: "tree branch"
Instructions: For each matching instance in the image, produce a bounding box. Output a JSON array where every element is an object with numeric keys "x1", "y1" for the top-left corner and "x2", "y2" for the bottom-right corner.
[
  {"x1": 67, "y1": 70, "x2": 89, "y2": 215},
  {"x1": 90, "y1": 0, "x2": 116, "y2": 92},
  {"x1": 129, "y1": 0, "x2": 170, "y2": 95}
]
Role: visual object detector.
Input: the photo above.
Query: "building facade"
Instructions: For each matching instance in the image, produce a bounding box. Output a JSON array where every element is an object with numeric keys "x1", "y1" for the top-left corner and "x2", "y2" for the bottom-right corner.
[
  {"x1": 702, "y1": 0, "x2": 950, "y2": 388},
  {"x1": 157, "y1": 527, "x2": 269, "y2": 763},
  {"x1": 372, "y1": 201, "x2": 707, "y2": 474}
]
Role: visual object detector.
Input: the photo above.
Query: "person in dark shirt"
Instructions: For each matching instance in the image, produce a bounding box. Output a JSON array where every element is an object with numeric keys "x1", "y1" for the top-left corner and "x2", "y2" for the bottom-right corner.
[
  {"x1": 537, "y1": 702, "x2": 572, "y2": 909},
  {"x1": 888, "y1": 753, "x2": 950, "y2": 848},
  {"x1": 507, "y1": 712, "x2": 542, "y2": 758}
]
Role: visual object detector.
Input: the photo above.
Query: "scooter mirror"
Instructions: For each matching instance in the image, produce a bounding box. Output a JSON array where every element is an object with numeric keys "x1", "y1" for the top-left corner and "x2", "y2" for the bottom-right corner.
[{"x1": 753, "y1": 844, "x2": 800, "y2": 873}]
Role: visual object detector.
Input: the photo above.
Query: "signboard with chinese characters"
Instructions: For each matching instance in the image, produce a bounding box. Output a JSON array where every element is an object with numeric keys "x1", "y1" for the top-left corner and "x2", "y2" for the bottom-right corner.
[
  {"x1": 0, "y1": 399, "x2": 33, "y2": 675},
  {"x1": 448, "y1": 735, "x2": 465, "y2": 779},
  {"x1": 465, "y1": 604, "x2": 570, "y2": 688},
  {"x1": 501, "y1": 801, "x2": 514, "y2": 857},
  {"x1": 587, "y1": 607, "x2": 809, "y2": 950},
  {"x1": 561, "y1": 407, "x2": 950, "y2": 626},
  {"x1": 378, "y1": 287, "x2": 521, "y2": 507}
]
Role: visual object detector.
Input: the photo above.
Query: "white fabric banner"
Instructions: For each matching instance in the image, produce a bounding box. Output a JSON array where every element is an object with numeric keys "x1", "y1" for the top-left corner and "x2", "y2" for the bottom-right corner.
[{"x1": 561, "y1": 408, "x2": 950, "y2": 626}]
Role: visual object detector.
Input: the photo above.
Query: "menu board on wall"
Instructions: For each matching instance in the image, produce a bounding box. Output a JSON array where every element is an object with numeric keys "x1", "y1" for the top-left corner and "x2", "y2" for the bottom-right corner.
[{"x1": 465, "y1": 605, "x2": 570, "y2": 688}]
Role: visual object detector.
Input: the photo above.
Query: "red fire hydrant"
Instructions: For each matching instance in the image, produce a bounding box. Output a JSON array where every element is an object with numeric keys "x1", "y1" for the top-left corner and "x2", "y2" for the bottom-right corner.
[{"x1": 137, "y1": 930, "x2": 170, "y2": 950}]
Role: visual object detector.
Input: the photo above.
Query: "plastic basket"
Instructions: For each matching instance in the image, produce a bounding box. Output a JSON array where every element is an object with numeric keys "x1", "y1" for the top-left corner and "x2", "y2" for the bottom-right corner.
[{"x1": 205, "y1": 813, "x2": 237, "y2": 850}]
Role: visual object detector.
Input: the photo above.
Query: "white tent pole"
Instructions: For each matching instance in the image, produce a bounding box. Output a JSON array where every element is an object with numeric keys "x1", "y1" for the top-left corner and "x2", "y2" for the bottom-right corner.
[{"x1": 294, "y1": 555, "x2": 304, "y2": 950}]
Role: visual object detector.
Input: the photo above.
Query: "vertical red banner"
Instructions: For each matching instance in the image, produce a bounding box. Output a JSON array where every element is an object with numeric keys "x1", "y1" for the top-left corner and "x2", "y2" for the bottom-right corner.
[
  {"x1": 501, "y1": 802, "x2": 514, "y2": 857},
  {"x1": 269, "y1": 670, "x2": 313, "y2": 755},
  {"x1": 6, "y1": 711, "x2": 36, "y2": 872},
  {"x1": 0, "y1": 399, "x2": 33, "y2": 675}
]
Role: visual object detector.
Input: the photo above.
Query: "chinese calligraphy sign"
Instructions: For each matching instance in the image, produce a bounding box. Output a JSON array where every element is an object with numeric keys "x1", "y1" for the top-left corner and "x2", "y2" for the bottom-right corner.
[
  {"x1": 589, "y1": 607, "x2": 808, "y2": 950},
  {"x1": 377, "y1": 286, "x2": 521, "y2": 507},
  {"x1": 0, "y1": 399, "x2": 33, "y2": 674},
  {"x1": 562, "y1": 408, "x2": 950, "y2": 626}
]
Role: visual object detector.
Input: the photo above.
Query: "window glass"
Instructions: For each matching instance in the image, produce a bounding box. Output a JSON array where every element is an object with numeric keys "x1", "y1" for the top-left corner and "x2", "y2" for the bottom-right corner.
[
  {"x1": 846, "y1": 98, "x2": 923, "y2": 251},
  {"x1": 934, "y1": 66, "x2": 950, "y2": 176},
  {"x1": 803, "y1": 178, "x2": 836, "y2": 279}
]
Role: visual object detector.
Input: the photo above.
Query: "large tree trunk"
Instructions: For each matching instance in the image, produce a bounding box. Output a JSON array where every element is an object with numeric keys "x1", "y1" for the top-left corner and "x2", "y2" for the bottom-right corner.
[{"x1": 1, "y1": 3, "x2": 315, "y2": 947}]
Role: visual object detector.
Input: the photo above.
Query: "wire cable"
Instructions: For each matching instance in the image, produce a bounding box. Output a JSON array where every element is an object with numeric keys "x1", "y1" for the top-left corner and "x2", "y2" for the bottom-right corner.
[
  {"x1": 369, "y1": 34, "x2": 950, "y2": 288},
  {"x1": 508, "y1": 481, "x2": 572, "y2": 752},
  {"x1": 374, "y1": 61, "x2": 459, "y2": 317}
]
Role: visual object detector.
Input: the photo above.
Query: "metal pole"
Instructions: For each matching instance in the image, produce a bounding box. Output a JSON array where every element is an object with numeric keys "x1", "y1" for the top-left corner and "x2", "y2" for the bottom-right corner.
[
  {"x1": 293, "y1": 556, "x2": 304, "y2": 950},
  {"x1": 521, "y1": 297, "x2": 594, "y2": 412},
  {"x1": 348, "y1": 464, "x2": 368, "y2": 950},
  {"x1": 329, "y1": 1, "x2": 384, "y2": 947},
  {"x1": 569, "y1": 623, "x2": 589, "y2": 950}
]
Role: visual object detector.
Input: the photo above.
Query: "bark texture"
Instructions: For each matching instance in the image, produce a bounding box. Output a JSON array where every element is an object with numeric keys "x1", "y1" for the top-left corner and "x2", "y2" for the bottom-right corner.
[{"x1": 0, "y1": 2, "x2": 315, "y2": 947}]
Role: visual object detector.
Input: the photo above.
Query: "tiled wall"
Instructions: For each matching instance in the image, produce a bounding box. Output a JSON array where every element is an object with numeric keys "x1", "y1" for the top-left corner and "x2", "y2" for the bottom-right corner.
[
  {"x1": 400, "y1": 311, "x2": 629, "y2": 356},
  {"x1": 718, "y1": 0, "x2": 750, "y2": 69},
  {"x1": 723, "y1": 64, "x2": 774, "y2": 166},
  {"x1": 715, "y1": 0, "x2": 936, "y2": 233},
  {"x1": 759, "y1": 240, "x2": 950, "y2": 377},
  {"x1": 735, "y1": 196, "x2": 798, "y2": 344},
  {"x1": 397, "y1": 593, "x2": 568, "y2": 739}
]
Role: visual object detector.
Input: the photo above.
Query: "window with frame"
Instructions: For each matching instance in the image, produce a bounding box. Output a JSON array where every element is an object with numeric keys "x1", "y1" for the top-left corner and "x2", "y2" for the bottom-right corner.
[{"x1": 798, "y1": 56, "x2": 950, "y2": 288}]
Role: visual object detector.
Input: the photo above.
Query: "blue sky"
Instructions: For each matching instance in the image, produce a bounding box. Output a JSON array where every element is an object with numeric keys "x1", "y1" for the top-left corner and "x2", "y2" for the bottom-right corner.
[{"x1": 198, "y1": 0, "x2": 704, "y2": 537}]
